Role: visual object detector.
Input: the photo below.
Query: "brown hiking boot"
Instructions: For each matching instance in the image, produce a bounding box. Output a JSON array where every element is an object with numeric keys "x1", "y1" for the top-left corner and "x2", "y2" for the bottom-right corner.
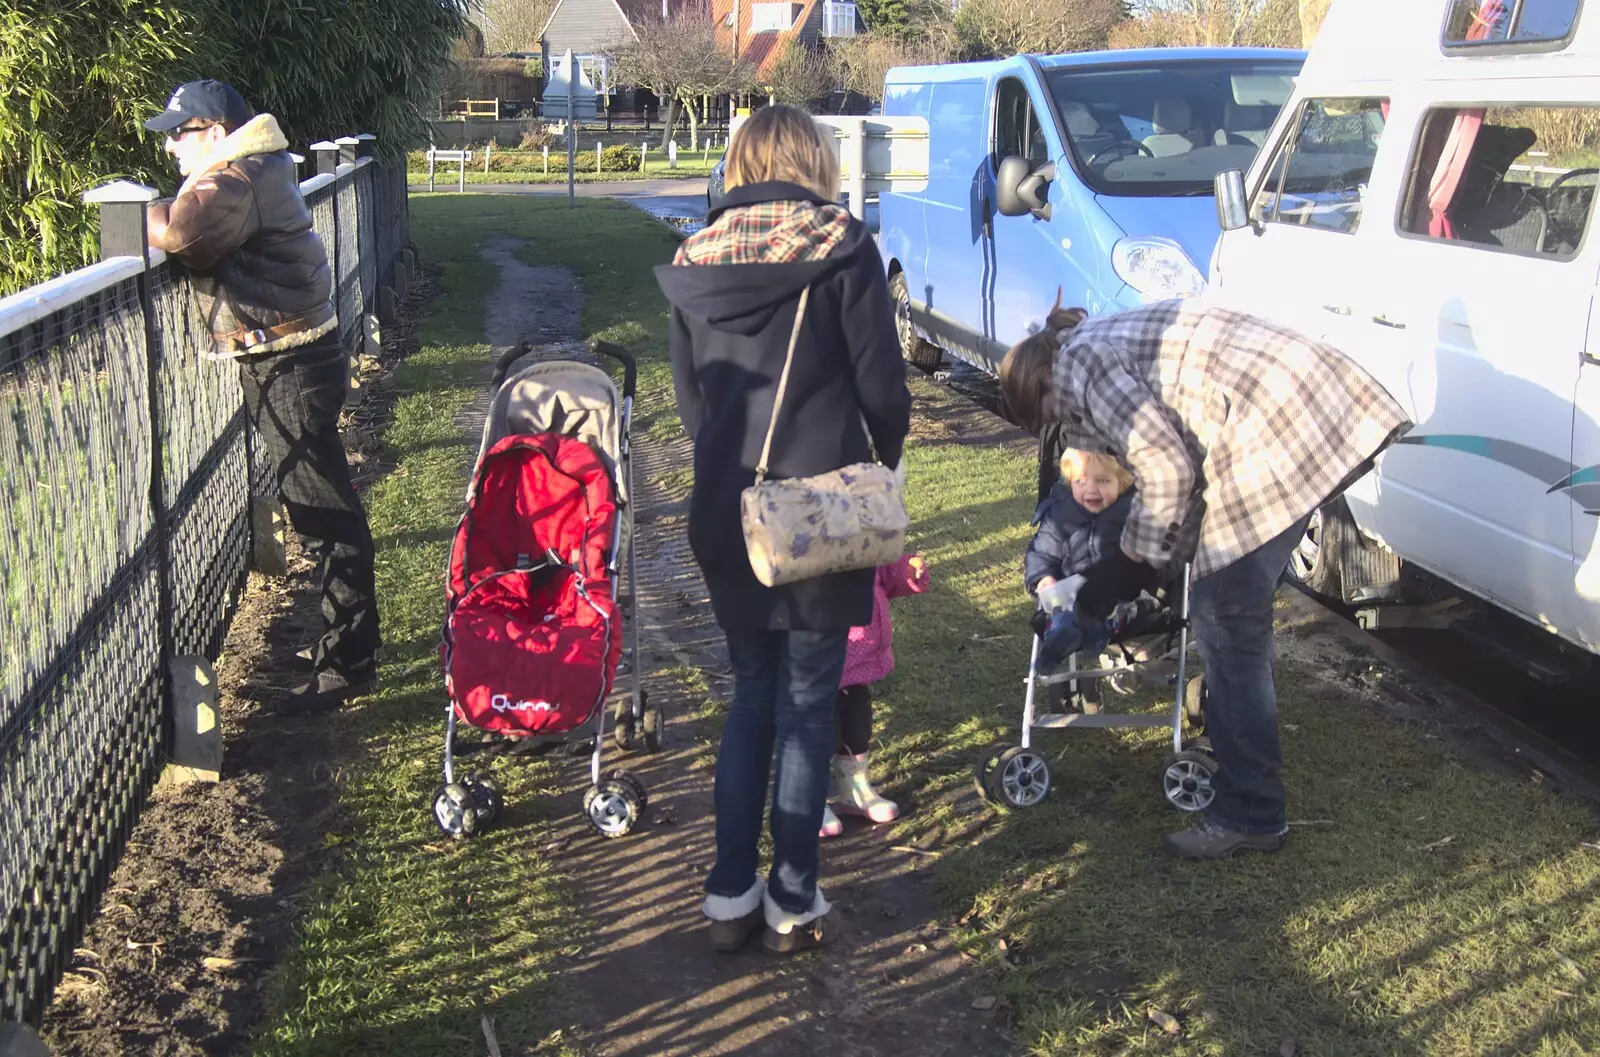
[
  {"x1": 708, "y1": 907, "x2": 765, "y2": 952},
  {"x1": 763, "y1": 907, "x2": 841, "y2": 955}
]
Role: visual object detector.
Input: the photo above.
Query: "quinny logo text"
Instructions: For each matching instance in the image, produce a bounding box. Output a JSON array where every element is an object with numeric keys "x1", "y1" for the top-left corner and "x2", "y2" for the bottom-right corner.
[{"x1": 491, "y1": 693, "x2": 555, "y2": 714}]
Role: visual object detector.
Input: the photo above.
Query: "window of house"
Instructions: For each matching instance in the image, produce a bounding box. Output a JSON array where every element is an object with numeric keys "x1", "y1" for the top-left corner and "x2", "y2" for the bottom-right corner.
[
  {"x1": 992, "y1": 78, "x2": 1050, "y2": 170},
  {"x1": 751, "y1": 2, "x2": 798, "y2": 32},
  {"x1": 1443, "y1": 0, "x2": 1582, "y2": 50},
  {"x1": 1254, "y1": 97, "x2": 1388, "y2": 234},
  {"x1": 1398, "y1": 104, "x2": 1599, "y2": 258},
  {"x1": 822, "y1": 1, "x2": 857, "y2": 37}
]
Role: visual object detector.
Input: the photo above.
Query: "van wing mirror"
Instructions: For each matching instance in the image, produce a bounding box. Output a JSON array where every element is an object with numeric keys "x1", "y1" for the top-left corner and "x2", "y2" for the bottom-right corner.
[
  {"x1": 1215, "y1": 168, "x2": 1251, "y2": 231},
  {"x1": 996, "y1": 156, "x2": 1054, "y2": 220}
]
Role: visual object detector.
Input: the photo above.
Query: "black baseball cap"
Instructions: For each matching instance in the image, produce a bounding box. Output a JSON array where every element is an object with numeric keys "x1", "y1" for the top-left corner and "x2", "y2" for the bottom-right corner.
[{"x1": 144, "y1": 80, "x2": 255, "y2": 133}]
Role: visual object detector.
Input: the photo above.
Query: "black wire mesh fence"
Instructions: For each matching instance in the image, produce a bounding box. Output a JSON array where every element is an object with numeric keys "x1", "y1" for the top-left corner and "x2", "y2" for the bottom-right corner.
[{"x1": 0, "y1": 145, "x2": 409, "y2": 1027}]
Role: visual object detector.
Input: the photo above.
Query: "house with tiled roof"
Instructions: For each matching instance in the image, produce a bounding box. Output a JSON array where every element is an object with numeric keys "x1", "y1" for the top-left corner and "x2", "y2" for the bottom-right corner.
[
  {"x1": 538, "y1": 0, "x2": 705, "y2": 97},
  {"x1": 712, "y1": 0, "x2": 861, "y2": 82}
]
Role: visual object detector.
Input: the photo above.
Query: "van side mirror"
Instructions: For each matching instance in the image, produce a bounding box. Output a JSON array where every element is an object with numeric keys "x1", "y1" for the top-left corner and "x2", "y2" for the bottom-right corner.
[
  {"x1": 1215, "y1": 169, "x2": 1251, "y2": 231},
  {"x1": 996, "y1": 156, "x2": 1055, "y2": 221}
]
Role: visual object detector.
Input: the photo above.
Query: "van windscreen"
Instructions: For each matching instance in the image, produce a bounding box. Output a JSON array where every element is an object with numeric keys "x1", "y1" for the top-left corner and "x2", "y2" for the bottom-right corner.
[{"x1": 1045, "y1": 60, "x2": 1300, "y2": 197}]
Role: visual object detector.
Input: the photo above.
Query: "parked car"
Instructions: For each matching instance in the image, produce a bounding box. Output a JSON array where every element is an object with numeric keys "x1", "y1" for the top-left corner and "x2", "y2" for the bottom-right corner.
[
  {"x1": 1208, "y1": 0, "x2": 1600, "y2": 657},
  {"x1": 877, "y1": 47, "x2": 1304, "y2": 372}
]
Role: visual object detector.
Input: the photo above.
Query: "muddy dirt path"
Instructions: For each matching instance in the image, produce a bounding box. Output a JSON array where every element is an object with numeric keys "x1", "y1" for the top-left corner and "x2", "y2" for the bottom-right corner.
[{"x1": 471, "y1": 242, "x2": 1011, "y2": 1057}]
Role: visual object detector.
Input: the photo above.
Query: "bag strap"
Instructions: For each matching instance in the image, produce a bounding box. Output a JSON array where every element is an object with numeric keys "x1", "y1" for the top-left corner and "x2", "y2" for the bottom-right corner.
[{"x1": 754, "y1": 285, "x2": 810, "y2": 486}]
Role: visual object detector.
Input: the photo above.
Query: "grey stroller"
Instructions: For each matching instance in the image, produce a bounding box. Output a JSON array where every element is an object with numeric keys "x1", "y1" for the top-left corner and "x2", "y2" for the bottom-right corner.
[{"x1": 975, "y1": 439, "x2": 1214, "y2": 813}]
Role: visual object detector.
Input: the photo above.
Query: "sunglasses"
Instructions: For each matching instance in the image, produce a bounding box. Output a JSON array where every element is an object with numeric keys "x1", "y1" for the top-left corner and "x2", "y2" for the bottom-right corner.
[{"x1": 168, "y1": 123, "x2": 215, "y2": 140}]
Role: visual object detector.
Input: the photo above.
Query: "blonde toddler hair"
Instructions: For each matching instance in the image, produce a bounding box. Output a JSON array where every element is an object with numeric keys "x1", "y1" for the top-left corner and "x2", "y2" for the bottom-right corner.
[
  {"x1": 1059, "y1": 447, "x2": 1133, "y2": 496},
  {"x1": 724, "y1": 103, "x2": 840, "y2": 202}
]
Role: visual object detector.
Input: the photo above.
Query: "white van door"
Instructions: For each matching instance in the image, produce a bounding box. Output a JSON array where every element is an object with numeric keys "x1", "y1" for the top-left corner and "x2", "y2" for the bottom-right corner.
[
  {"x1": 1212, "y1": 96, "x2": 1392, "y2": 351},
  {"x1": 1361, "y1": 104, "x2": 1600, "y2": 638},
  {"x1": 1570, "y1": 306, "x2": 1600, "y2": 651}
]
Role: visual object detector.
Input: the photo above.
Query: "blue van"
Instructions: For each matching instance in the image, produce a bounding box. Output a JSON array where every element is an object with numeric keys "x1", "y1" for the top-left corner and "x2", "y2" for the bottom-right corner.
[{"x1": 879, "y1": 47, "x2": 1304, "y2": 372}]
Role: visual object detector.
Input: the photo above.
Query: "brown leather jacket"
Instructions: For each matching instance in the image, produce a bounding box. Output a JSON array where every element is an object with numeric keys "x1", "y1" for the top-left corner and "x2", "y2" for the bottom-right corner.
[{"x1": 149, "y1": 114, "x2": 335, "y2": 357}]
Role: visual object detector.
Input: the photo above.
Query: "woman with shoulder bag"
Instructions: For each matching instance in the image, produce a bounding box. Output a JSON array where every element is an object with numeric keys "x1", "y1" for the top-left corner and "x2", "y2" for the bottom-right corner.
[{"x1": 654, "y1": 104, "x2": 913, "y2": 955}]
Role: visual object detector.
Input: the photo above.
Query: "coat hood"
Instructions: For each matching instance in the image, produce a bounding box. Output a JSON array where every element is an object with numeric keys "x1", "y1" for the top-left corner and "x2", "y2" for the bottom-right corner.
[
  {"x1": 654, "y1": 182, "x2": 869, "y2": 336},
  {"x1": 179, "y1": 114, "x2": 290, "y2": 196}
]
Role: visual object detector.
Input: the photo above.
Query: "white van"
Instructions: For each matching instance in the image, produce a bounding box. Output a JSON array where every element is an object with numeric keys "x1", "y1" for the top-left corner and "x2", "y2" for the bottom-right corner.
[{"x1": 1208, "y1": 0, "x2": 1600, "y2": 656}]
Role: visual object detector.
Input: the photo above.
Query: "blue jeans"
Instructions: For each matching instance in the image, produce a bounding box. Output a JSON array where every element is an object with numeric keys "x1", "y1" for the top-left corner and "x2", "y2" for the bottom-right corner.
[
  {"x1": 706, "y1": 626, "x2": 849, "y2": 914},
  {"x1": 1189, "y1": 515, "x2": 1312, "y2": 836}
]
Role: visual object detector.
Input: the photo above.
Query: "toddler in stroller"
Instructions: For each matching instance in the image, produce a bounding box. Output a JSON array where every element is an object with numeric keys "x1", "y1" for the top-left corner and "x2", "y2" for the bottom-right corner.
[
  {"x1": 1024, "y1": 448, "x2": 1155, "y2": 671},
  {"x1": 975, "y1": 433, "x2": 1215, "y2": 814}
]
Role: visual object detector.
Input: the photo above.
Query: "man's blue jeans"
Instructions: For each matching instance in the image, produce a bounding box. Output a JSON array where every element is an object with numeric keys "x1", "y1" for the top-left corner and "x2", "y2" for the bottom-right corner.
[
  {"x1": 705, "y1": 626, "x2": 848, "y2": 914},
  {"x1": 1189, "y1": 515, "x2": 1312, "y2": 836}
]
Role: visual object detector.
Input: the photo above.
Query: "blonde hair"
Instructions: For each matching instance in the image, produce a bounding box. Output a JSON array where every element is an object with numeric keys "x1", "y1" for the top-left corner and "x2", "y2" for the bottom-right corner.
[
  {"x1": 724, "y1": 104, "x2": 840, "y2": 201},
  {"x1": 1060, "y1": 448, "x2": 1133, "y2": 495},
  {"x1": 998, "y1": 291, "x2": 1087, "y2": 435}
]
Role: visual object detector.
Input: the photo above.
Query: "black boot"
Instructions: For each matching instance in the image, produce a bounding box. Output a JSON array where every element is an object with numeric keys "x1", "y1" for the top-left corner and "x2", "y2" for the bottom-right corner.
[{"x1": 278, "y1": 667, "x2": 378, "y2": 716}]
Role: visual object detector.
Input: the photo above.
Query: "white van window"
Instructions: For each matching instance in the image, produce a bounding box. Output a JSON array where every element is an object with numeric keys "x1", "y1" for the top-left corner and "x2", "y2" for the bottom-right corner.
[
  {"x1": 1399, "y1": 105, "x2": 1600, "y2": 258},
  {"x1": 993, "y1": 78, "x2": 1050, "y2": 169},
  {"x1": 1443, "y1": 0, "x2": 1582, "y2": 50},
  {"x1": 1255, "y1": 97, "x2": 1388, "y2": 234}
]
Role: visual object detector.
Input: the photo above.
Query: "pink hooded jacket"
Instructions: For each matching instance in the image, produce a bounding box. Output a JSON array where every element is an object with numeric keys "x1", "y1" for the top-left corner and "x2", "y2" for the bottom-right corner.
[{"x1": 840, "y1": 555, "x2": 930, "y2": 689}]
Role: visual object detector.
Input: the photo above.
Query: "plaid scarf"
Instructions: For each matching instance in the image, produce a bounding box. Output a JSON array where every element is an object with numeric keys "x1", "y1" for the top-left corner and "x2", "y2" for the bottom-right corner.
[{"x1": 675, "y1": 200, "x2": 852, "y2": 266}]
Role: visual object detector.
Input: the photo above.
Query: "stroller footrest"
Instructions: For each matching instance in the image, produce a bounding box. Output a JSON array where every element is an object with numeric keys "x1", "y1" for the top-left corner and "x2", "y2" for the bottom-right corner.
[{"x1": 1033, "y1": 712, "x2": 1173, "y2": 730}]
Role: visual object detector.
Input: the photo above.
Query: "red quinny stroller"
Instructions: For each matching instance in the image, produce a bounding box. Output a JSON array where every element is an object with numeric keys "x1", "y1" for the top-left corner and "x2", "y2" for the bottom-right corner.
[{"x1": 433, "y1": 340, "x2": 662, "y2": 840}]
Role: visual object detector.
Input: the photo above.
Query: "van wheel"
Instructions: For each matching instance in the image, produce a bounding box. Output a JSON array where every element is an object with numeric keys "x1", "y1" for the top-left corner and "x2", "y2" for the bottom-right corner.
[
  {"x1": 890, "y1": 272, "x2": 942, "y2": 372},
  {"x1": 1286, "y1": 503, "x2": 1342, "y2": 600}
]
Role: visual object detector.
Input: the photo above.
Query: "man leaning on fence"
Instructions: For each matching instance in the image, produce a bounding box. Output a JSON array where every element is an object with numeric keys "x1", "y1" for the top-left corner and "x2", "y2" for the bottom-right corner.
[{"x1": 144, "y1": 80, "x2": 381, "y2": 715}]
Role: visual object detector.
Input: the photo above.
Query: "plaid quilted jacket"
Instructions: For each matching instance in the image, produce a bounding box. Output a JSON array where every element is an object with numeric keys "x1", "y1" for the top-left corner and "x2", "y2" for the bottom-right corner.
[{"x1": 1051, "y1": 299, "x2": 1412, "y2": 579}]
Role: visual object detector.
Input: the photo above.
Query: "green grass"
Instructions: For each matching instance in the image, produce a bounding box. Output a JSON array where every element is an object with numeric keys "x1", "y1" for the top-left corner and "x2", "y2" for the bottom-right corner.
[
  {"x1": 257, "y1": 191, "x2": 1600, "y2": 1056},
  {"x1": 252, "y1": 195, "x2": 680, "y2": 1056}
]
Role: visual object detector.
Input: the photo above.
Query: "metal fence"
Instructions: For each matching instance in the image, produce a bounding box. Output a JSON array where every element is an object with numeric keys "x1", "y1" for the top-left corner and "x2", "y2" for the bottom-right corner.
[{"x1": 0, "y1": 138, "x2": 412, "y2": 1026}]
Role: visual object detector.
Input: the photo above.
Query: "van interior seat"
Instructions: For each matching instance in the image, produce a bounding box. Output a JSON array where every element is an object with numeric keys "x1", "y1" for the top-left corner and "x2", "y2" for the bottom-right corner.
[
  {"x1": 1213, "y1": 101, "x2": 1274, "y2": 147},
  {"x1": 1448, "y1": 124, "x2": 1549, "y2": 253},
  {"x1": 1144, "y1": 97, "x2": 1204, "y2": 157}
]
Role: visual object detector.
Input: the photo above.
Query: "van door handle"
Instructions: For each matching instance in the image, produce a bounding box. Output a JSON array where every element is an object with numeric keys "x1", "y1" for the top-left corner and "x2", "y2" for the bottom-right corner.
[
  {"x1": 1373, "y1": 314, "x2": 1407, "y2": 330},
  {"x1": 1322, "y1": 304, "x2": 1351, "y2": 316}
]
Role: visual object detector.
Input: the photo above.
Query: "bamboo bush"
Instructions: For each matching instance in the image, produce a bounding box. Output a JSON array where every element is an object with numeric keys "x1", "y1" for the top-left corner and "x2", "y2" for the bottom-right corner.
[{"x1": 2, "y1": 0, "x2": 472, "y2": 296}]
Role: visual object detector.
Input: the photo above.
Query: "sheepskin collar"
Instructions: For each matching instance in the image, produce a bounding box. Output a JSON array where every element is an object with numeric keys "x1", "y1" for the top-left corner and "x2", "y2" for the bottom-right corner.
[{"x1": 179, "y1": 114, "x2": 289, "y2": 195}]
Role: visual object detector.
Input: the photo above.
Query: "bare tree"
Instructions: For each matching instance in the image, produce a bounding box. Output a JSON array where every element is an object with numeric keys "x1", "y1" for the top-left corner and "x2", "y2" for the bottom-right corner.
[
  {"x1": 831, "y1": 32, "x2": 954, "y2": 103},
  {"x1": 1299, "y1": 0, "x2": 1332, "y2": 46},
  {"x1": 766, "y1": 46, "x2": 841, "y2": 107},
  {"x1": 1111, "y1": 0, "x2": 1300, "y2": 48},
  {"x1": 608, "y1": 12, "x2": 752, "y2": 147},
  {"x1": 953, "y1": 0, "x2": 1126, "y2": 59},
  {"x1": 477, "y1": 0, "x2": 559, "y2": 55}
]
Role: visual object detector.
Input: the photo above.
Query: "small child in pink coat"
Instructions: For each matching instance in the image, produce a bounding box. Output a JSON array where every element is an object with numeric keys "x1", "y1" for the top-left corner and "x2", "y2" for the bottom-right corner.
[{"x1": 822, "y1": 553, "x2": 930, "y2": 837}]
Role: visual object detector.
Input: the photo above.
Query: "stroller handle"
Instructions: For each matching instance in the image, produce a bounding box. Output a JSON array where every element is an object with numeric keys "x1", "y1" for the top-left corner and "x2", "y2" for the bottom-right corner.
[
  {"x1": 493, "y1": 345, "x2": 534, "y2": 391},
  {"x1": 590, "y1": 340, "x2": 638, "y2": 399}
]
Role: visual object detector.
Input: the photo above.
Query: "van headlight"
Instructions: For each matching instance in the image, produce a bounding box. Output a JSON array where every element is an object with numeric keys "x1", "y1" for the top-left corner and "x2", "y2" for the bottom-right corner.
[{"x1": 1112, "y1": 236, "x2": 1207, "y2": 300}]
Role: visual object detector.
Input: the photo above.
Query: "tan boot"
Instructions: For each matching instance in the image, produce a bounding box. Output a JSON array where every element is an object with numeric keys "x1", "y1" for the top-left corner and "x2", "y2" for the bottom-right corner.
[
  {"x1": 832, "y1": 752, "x2": 899, "y2": 824},
  {"x1": 703, "y1": 878, "x2": 765, "y2": 952},
  {"x1": 762, "y1": 888, "x2": 840, "y2": 954}
]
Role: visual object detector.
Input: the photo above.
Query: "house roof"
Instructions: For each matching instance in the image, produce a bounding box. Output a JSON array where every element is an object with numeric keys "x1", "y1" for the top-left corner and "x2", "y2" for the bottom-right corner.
[
  {"x1": 709, "y1": 0, "x2": 824, "y2": 80},
  {"x1": 539, "y1": 0, "x2": 704, "y2": 47}
]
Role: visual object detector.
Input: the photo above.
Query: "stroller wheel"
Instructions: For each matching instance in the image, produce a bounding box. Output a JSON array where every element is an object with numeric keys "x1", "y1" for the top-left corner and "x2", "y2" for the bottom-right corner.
[
  {"x1": 432, "y1": 782, "x2": 479, "y2": 838},
  {"x1": 1161, "y1": 750, "x2": 1218, "y2": 813},
  {"x1": 466, "y1": 772, "x2": 504, "y2": 826},
  {"x1": 991, "y1": 747, "x2": 1051, "y2": 809},
  {"x1": 612, "y1": 702, "x2": 637, "y2": 753},
  {"x1": 1183, "y1": 676, "x2": 1208, "y2": 728},
  {"x1": 606, "y1": 768, "x2": 649, "y2": 813},
  {"x1": 642, "y1": 696, "x2": 664, "y2": 753},
  {"x1": 973, "y1": 743, "x2": 1011, "y2": 803},
  {"x1": 583, "y1": 779, "x2": 641, "y2": 838}
]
